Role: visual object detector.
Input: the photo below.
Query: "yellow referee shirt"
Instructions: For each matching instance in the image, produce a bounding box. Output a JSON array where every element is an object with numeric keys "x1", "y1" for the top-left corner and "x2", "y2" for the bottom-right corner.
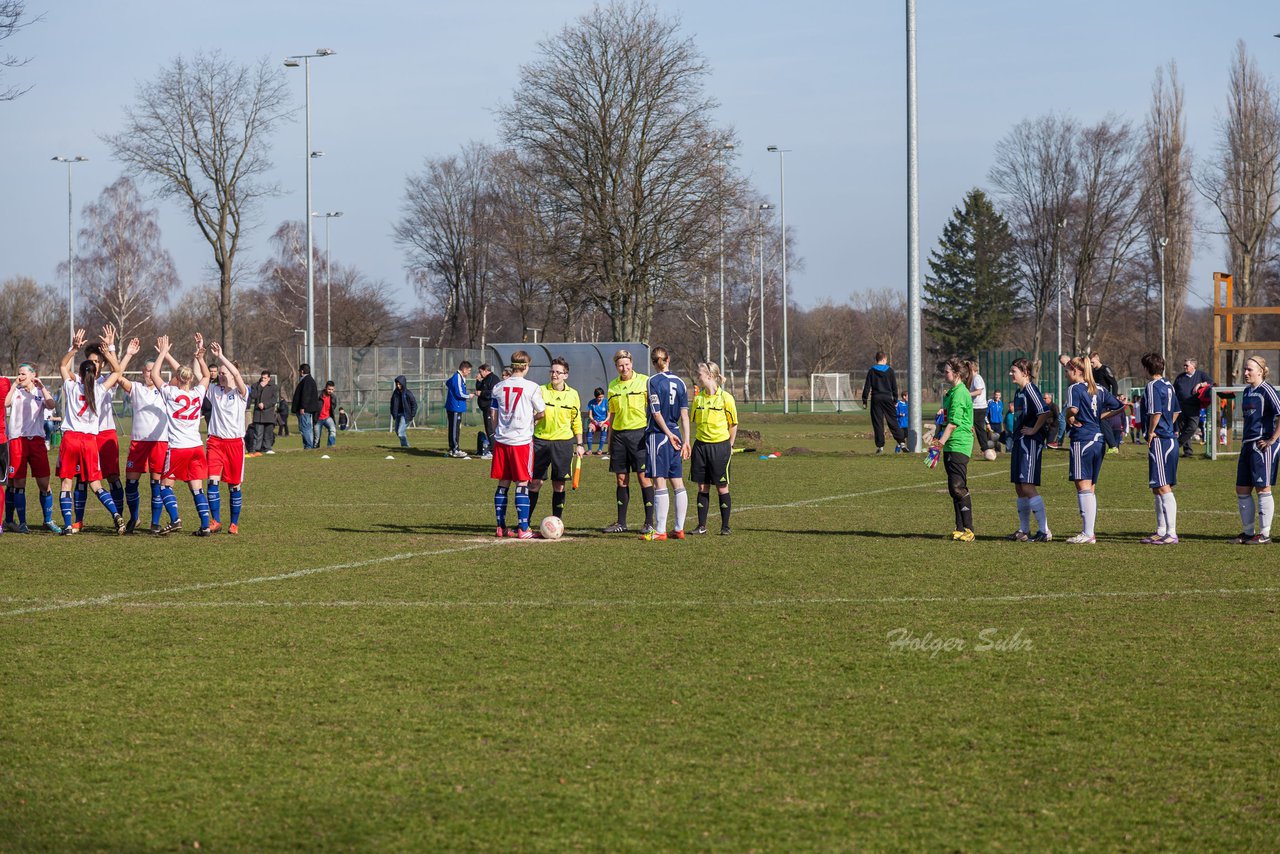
[
  {"x1": 692, "y1": 388, "x2": 738, "y2": 443},
  {"x1": 607, "y1": 373, "x2": 649, "y2": 432},
  {"x1": 535, "y1": 384, "x2": 583, "y2": 441}
]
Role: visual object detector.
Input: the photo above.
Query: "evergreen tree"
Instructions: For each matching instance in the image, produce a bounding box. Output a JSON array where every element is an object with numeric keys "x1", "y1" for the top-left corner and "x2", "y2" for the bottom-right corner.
[{"x1": 924, "y1": 188, "x2": 1020, "y2": 355}]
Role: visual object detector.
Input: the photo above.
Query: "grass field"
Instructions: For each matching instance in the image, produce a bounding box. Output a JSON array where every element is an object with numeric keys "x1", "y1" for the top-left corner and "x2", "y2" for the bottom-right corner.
[{"x1": 2, "y1": 416, "x2": 1277, "y2": 851}]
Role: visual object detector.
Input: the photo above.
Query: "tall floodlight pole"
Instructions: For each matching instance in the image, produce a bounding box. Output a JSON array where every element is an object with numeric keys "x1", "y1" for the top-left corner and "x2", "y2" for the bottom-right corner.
[
  {"x1": 52, "y1": 155, "x2": 88, "y2": 346},
  {"x1": 1158, "y1": 236, "x2": 1169, "y2": 363},
  {"x1": 905, "y1": 0, "x2": 922, "y2": 450},
  {"x1": 1055, "y1": 218, "x2": 1067, "y2": 401},
  {"x1": 758, "y1": 203, "x2": 773, "y2": 402},
  {"x1": 709, "y1": 143, "x2": 734, "y2": 372},
  {"x1": 313, "y1": 211, "x2": 343, "y2": 381},
  {"x1": 767, "y1": 146, "x2": 791, "y2": 414},
  {"x1": 284, "y1": 48, "x2": 336, "y2": 370}
]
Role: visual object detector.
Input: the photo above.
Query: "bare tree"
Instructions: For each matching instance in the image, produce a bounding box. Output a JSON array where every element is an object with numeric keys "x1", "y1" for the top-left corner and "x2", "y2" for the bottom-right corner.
[
  {"x1": 0, "y1": 276, "x2": 65, "y2": 373},
  {"x1": 65, "y1": 176, "x2": 179, "y2": 343},
  {"x1": 499, "y1": 1, "x2": 727, "y2": 341},
  {"x1": 0, "y1": 1, "x2": 38, "y2": 101},
  {"x1": 103, "y1": 51, "x2": 291, "y2": 355},
  {"x1": 1197, "y1": 41, "x2": 1280, "y2": 381}
]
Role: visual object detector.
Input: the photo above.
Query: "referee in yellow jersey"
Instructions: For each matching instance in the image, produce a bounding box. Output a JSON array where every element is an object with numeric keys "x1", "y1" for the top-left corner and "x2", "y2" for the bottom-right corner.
[
  {"x1": 602, "y1": 349, "x2": 655, "y2": 533},
  {"x1": 691, "y1": 360, "x2": 739, "y2": 535},
  {"x1": 530, "y1": 357, "x2": 585, "y2": 522}
]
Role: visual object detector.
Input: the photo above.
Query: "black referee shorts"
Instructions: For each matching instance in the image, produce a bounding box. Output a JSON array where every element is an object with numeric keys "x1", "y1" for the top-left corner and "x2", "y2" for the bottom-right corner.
[
  {"x1": 690, "y1": 439, "x2": 732, "y2": 486},
  {"x1": 608, "y1": 429, "x2": 647, "y2": 475},
  {"x1": 532, "y1": 437, "x2": 574, "y2": 481}
]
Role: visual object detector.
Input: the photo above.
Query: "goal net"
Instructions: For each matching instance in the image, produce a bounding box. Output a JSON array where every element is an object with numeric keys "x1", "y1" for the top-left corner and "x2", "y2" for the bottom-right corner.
[
  {"x1": 1208, "y1": 385, "x2": 1245, "y2": 460},
  {"x1": 810, "y1": 373, "x2": 859, "y2": 412}
]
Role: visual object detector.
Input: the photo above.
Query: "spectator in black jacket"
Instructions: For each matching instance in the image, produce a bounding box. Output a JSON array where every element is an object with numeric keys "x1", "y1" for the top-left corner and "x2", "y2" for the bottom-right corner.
[
  {"x1": 246, "y1": 371, "x2": 279, "y2": 455},
  {"x1": 861, "y1": 352, "x2": 907, "y2": 454},
  {"x1": 275, "y1": 395, "x2": 290, "y2": 437},
  {"x1": 1090, "y1": 351, "x2": 1123, "y2": 451},
  {"x1": 1173, "y1": 357, "x2": 1212, "y2": 457},
  {"x1": 475, "y1": 363, "x2": 499, "y2": 458},
  {"x1": 390, "y1": 374, "x2": 417, "y2": 448},
  {"x1": 291, "y1": 364, "x2": 321, "y2": 449}
]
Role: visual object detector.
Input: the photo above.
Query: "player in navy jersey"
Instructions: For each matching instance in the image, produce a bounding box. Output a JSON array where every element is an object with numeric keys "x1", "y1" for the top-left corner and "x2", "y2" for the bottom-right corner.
[
  {"x1": 1063, "y1": 357, "x2": 1125, "y2": 544},
  {"x1": 1007, "y1": 358, "x2": 1052, "y2": 542},
  {"x1": 1140, "y1": 353, "x2": 1181, "y2": 544},
  {"x1": 1231, "y1": 355, "x2": 1280, "y2": 544},
  {"x1": 642, "y1": 347, "x2": 691, "y2": 540}
]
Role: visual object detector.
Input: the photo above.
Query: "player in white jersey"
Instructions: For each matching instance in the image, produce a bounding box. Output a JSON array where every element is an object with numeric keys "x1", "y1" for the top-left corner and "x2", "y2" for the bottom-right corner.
[
  {"x1": 83, "y1": 325, "x2": 126, "y2": 527},
  {"x1": 489, "y1": 349, "x2": 546, "y2": 538},
  {"x1": 204, "y1": 342, "x2": 249, "y2": 534},
  {"x1": 108, "y1": 337, "x2": 181, "y2": 535},
  {"x1": 55, "y1": 328, "x2": 127, "y2": 534},
  {"x1": 4, "y1": 363, "x2": 61, "y2": 533},
  {"x1": 151, "y1": 333, "x2": 214, "y2": 536}
]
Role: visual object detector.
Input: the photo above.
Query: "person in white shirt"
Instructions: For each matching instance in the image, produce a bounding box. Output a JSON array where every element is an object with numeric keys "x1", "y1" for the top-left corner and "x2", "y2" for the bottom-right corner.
[
  {"x1": 106, "y1": 337, "x2": 181, "y2": 535},
  {"x1": 966, "y1": 360, "x2": 992, "y2": 454},
  {"x1": 489, "y1": 350, "x2": 546, "y2": 539},
  {"x1": 4, "y1": 363, "x2": 61, "y2": 532},
  {"x1": 56, "y1": 328, "x2": 127, "y2": 535},
  {"x1": 151, "y1": 333, "x2": 214, "y2": 536},
  {"x1": 204, "y1": 342, "x2": 249, "y2": 535}
]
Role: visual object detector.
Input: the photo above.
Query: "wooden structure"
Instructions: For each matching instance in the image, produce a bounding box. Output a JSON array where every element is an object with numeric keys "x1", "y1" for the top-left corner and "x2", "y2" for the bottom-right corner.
[{"x1": 1211, "y1": 272, "x2": 1280, "y2": 383}]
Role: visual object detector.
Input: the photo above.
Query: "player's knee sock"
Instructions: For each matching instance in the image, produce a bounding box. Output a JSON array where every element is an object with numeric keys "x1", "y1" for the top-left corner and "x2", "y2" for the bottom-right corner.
[
  {"x1": 1238, "y1": 494, "x2": 1256, "y2": 535},
  {"x1": 959, "y1": 492, "x2": 973, "y2": 532},
  {"x1": 1154, "y1": 494, "x2": 1167, "y2": 535},
  {"x1": 527, "y1": 489, "x2": 540, "y2": 515},
  {"x1": 95, "y1": 488, "x2": 119, "y2": 516},
  {"x1": 59, "y1": 491, "x2": 73, "y2": 527},
  {"x1": 653, "y1": 488, "x2": 669, "y2": 533},
  {"x1": 1078, "y1": 490, "x2": 1096, "y2": 537},
  {"x1": 1259, "y1": 492, "x2": 1275, "y2": 536},
  {"x1": 125, "y1": 479, "x2": 140, "y2": 522},
  {"x1": 110, "y1": 480, "x2": 124, "y2": 517},
  {"x1": 719, "y1": 492, "x2": 732, "y2": 529},
  {"x1": 697, "y1": 491, "x2": 709, "y2": 527},
  {"x1": 162, "y1": 486, "x2": 181, "y2": 522},
  {"x1": 13, "y1": 488, "x2": 27, "y2": 527},
  {"x1": 515, "y1": 485, "x2": 531, "y2": 530},
  {"x1": 641, "y1": 484, "x2": 655, "y2": 527},
  {"x1": 230, "y1": 485, "x2": 243, "y2": 526},
  {"x1": 39, "y1": 490, "x2": 53, "y2": 525},
  {"x1": 208, "y1": 481, "x2": 221, "y2": 524},
  {"x1": 494, "y1": 486, "x2": 509, "y2": 529},
  {"x1": 1030, "y1": 495, "x2": 1048, "y2": 533},
  {"x1": 674, "y1": 488, "x2": 688, "y2": 531},
  {"x1": 3, "y1": 486, "x2": 12, "y2": 526},
  {"x1": 1016, "y1": 497, "x2": 1030, "y2": 533},
  {"x1": 551, "y1": 490, "x2": 565, "y2": 520},
  {"x1": 191, "y1": 488, "x2": 211, "y2": 530},
  {"x1": 1160, "y1": 492, "x2": 1178, "y2": 537},
  {"x1": 616, "y1": 485, "x2": 630, "y2": 526},
  {"x1": 74, "y1": 483, "x2": 87, "y2": 523},
  {"x1": 150, "y1": 481, "x2": 164, "y2": 527}
]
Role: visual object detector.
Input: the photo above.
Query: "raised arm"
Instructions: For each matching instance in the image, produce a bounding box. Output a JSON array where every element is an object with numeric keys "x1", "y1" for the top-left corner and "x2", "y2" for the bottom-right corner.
[
  {"x1": 151, "y1": 336, "x2": 171, "y2": 389},
  {"x1": 60, "y1": 328, "x2": 87, "y2": 382},
  {"x1": 210, "y1": 343, "x2": 248, "y2": 397},
  {"x1": 192, "y1": 333, "x2": 210, "y2": 386}
]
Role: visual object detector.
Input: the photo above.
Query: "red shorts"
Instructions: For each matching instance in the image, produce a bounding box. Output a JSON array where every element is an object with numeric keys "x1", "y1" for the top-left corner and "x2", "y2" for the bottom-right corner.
[
  {"x1": 206, "y1": 435, "x2": 245, "y2": 485},
  {"x1": 57, "y1": 431, "x2": 102, "y2": 481},
  {"x1": 490, "y1": 441, "x2": 533, "y2": 482},
  {"x1": 165, "y1": 445, "x2": 209, "y2": 482},
  {"x1": 8, "y1": 436, "x2": 51, "y2": 480},
  {"x1": 126, "y1": 440, "x2": 169, "y2": 477},
  {"x1": 96, "y1": 430, "x2": 121, "y2": 479}
]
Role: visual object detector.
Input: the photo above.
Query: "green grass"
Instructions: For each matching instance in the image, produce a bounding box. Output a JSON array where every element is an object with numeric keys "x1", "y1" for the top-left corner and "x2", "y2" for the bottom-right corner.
[{"x1": 2, "y1": 418, "x2": 1277, "y2": 851}]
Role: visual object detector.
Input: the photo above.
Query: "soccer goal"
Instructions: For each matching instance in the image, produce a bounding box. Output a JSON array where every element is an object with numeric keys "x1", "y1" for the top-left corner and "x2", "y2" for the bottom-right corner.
[
  {"x1": 810, "y1": 373, "x2": 860, "y2": 412},
  {"x1": 1207, "y1": 385, "x2": 1245, "y2": 460}
]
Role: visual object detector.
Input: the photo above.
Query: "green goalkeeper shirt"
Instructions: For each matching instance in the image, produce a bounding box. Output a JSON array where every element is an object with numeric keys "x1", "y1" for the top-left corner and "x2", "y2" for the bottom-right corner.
[{"x1": 943, "y1": 382, "x2": 974, "y2": 455}]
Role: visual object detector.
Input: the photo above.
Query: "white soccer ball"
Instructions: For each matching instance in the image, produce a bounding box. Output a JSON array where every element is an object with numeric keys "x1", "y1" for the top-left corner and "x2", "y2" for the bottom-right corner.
[
  {"x1": 538, "y1": 516, "x2": 565, "y2": 540},
  {"x1": 983, "y1": 448, "x2": 997, "y2": 462}
]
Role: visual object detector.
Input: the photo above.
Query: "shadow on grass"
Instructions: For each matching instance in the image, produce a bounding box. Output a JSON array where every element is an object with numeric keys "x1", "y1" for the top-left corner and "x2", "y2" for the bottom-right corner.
[{"x1": 747, "y1": 527, "x2": 955, "y2": 540}]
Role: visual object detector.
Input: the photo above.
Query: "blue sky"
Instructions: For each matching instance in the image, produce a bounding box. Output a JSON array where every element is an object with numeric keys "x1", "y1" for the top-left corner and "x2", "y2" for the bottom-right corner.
[{"x1": 2, "y1": 1, "x2": 1276, "y2": 317}]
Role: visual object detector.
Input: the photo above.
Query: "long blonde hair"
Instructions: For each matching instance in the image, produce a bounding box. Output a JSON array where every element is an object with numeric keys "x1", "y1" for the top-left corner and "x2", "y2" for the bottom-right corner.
[
  {"x1": 1067, "y1": 356, "x2": 1096, "y2": 395},
  {"x1": 696, "y1": 360, "x2": 723, "y2": 391}
]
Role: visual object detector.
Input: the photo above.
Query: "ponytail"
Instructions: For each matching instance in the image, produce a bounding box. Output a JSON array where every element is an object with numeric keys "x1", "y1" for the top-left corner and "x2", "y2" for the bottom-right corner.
[{"x1": 78, "y1": 360, "x2": 98, "y2": 416}]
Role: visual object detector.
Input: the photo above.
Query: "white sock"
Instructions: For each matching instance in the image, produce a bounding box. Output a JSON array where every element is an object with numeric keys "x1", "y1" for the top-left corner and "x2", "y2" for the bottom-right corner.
[
  {"x1": 1260, "y1": 493, "x2": 1275, "y2": 537},
  {"x1": 1030, "y1": 495, "x2": 1048, "y2": 534},
  {"x1": 1078, "y1": 491, "x2": 1096, "y2": 537},
  {"x1": 673, "y1": 488, "x2": 688, "y2": 531},
  {"x1": 654, "y1": 489, "x2": 669, "y2": 533},
  {"x1": 1016, "y1": 497, "x2": 1031, "y2": 533},
  {"x1": 1239, "y1": 494, "x2": 1257, "y2": 535},
  {"x1": 1154, "y1": 494, "x2": 1167, "y2": 536},
  {"x1": 1160, "y1": 492, "x2": 1177, "y2": 537}
]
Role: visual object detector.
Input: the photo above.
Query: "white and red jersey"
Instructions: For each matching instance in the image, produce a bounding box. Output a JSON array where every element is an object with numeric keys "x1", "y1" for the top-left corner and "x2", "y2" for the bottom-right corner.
[
  {"x1": 161, "y1": 382, "x2": 207, "y2": 449},
  {"x1": 96, "y1": 375, "x2": 118, "y2": 433},
  {"x1": 0, "y1": 376, "x2": 13, "y2": 441},
  {"x1": 61, "y1": 379, "x2": 112, "y2": 434},
  {"x1": 8, "y1": 384, "x2": 49, "y2": 439},
  {"x1": 129, "y1": 382, "x2": 169, "y2": 443},
  {"x1": 207, "y1": 384, "x2": 248, "y2": 440},
  {"x1": 491, "y1": 376, "x2": 545, "y2": 445}
]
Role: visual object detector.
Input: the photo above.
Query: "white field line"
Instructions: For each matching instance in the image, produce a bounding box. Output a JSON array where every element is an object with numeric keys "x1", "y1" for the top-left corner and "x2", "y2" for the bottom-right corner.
[
  {"x1": 734, "y1": 464, "x2": 1032, "y2": 512},
  {"x1": 103, "y1": 586, "x2": 1280, "y2": 611}
]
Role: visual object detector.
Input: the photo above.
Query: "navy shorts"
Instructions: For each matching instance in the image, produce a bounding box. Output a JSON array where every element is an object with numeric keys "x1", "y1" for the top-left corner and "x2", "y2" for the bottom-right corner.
[
  {"x1": 1148, "y1": 436, "x2": 1179, "y2": 488},
  {"x1": 1010, "y1": 434, "x2": 1044, "y2": 485},
  {"x1": 645, "y1": 432, "x2": 683, "y2": 480},
  {"x1": 1068, "y1": 435, "x2": 1105, "y2": 483},
  {"x1": 1236, "y1": 439, "x2": 1280, "y2": 489}
]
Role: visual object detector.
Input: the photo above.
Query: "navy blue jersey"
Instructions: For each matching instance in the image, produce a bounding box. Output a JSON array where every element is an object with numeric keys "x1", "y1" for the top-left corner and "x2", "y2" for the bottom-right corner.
[
  {"x1": 1144, "y1": 378, "x2": 1178, "y2": 439},
  {"x1": 1066, "y1": 382, "x2": 1122, "y2": 443},
  {"x1": 1241, "y1": 382, "x2": 1280, "y2": 442},
  {"x1": 1013, "y1": 382, "x2": 1047, "y2": 436},
  {"x1": 646, "y1": 371, "x2": 688, "y2": 436}
]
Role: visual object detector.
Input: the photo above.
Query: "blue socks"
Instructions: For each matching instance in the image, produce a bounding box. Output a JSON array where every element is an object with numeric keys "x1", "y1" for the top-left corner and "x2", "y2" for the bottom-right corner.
[
  {"x1": 150, "y1": 481, "x2": 163, "y2": 527},
  {"x1": 229, "y1": 485, "x2": 242, "y2": 526},
  {"x1": 208, "y1": 481, "x2": 221, "y2": 524},
  {"x1": 95, "y1": 488, "x2": 119, "y2": 516},
  {"x1": 125, "y1": 479, "x2": 140, "y2": 521},
  {"x1": 494, "y1": 486, "x2": 509, "y2": 529},
  {"x1": 192, "y1": 489, "x2": 211, "y2": 530},
  {"x1": 515, "y1": 485, "x2": 531, "y2": 531},
  {"x1": 60, "y1": 491, "x2": 74, "y2": 527},
  {"x1": 3, "y1": 487, "x2": 13, "y2": 527},
  {"x1": 39, "y1": 490, "x2": 53, "y2": 525},
  {"x1": 74, "y1": 484, "x2": 87, "y2": 523},
  {"x1": 109, "y1": 481, "x2": 124, "y2": 517},
  {"x1": 11, "y1": 488, "x2": 26, "y2": 527},
  {"x1": 161, "y1": 486, "x2": 181, "y2": 523}
]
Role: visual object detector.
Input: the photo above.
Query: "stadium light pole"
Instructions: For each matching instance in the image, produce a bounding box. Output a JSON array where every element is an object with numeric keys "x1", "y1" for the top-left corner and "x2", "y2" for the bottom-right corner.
[
  {"x1": 905, "y1": 0, "x2": 922, "y2": 451},
  {"x1": 767, "y1": 146, "x2": 791, "y2": 414},
  {"x1": 1055, "y1": 217, "x2": 1067, "y2": 402},
  {"x1": 284, "y1": 48, "x2": 336, "y2": 373},
  {"x1": 758, "y1": 202, "x2": 773, "y2": 403},
  {"x1": 1158, "y1": 236, "x2": 1169, "y2": 364},
  {"x1": 52, "y1": 155, "x2": 88, "y2": 347},
  {"x1": 707, "y1": 143, "x2": 734, "y2": 373},
  {"x1": 313, "y1": 210, "x2": 343, "y2": 382}
]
